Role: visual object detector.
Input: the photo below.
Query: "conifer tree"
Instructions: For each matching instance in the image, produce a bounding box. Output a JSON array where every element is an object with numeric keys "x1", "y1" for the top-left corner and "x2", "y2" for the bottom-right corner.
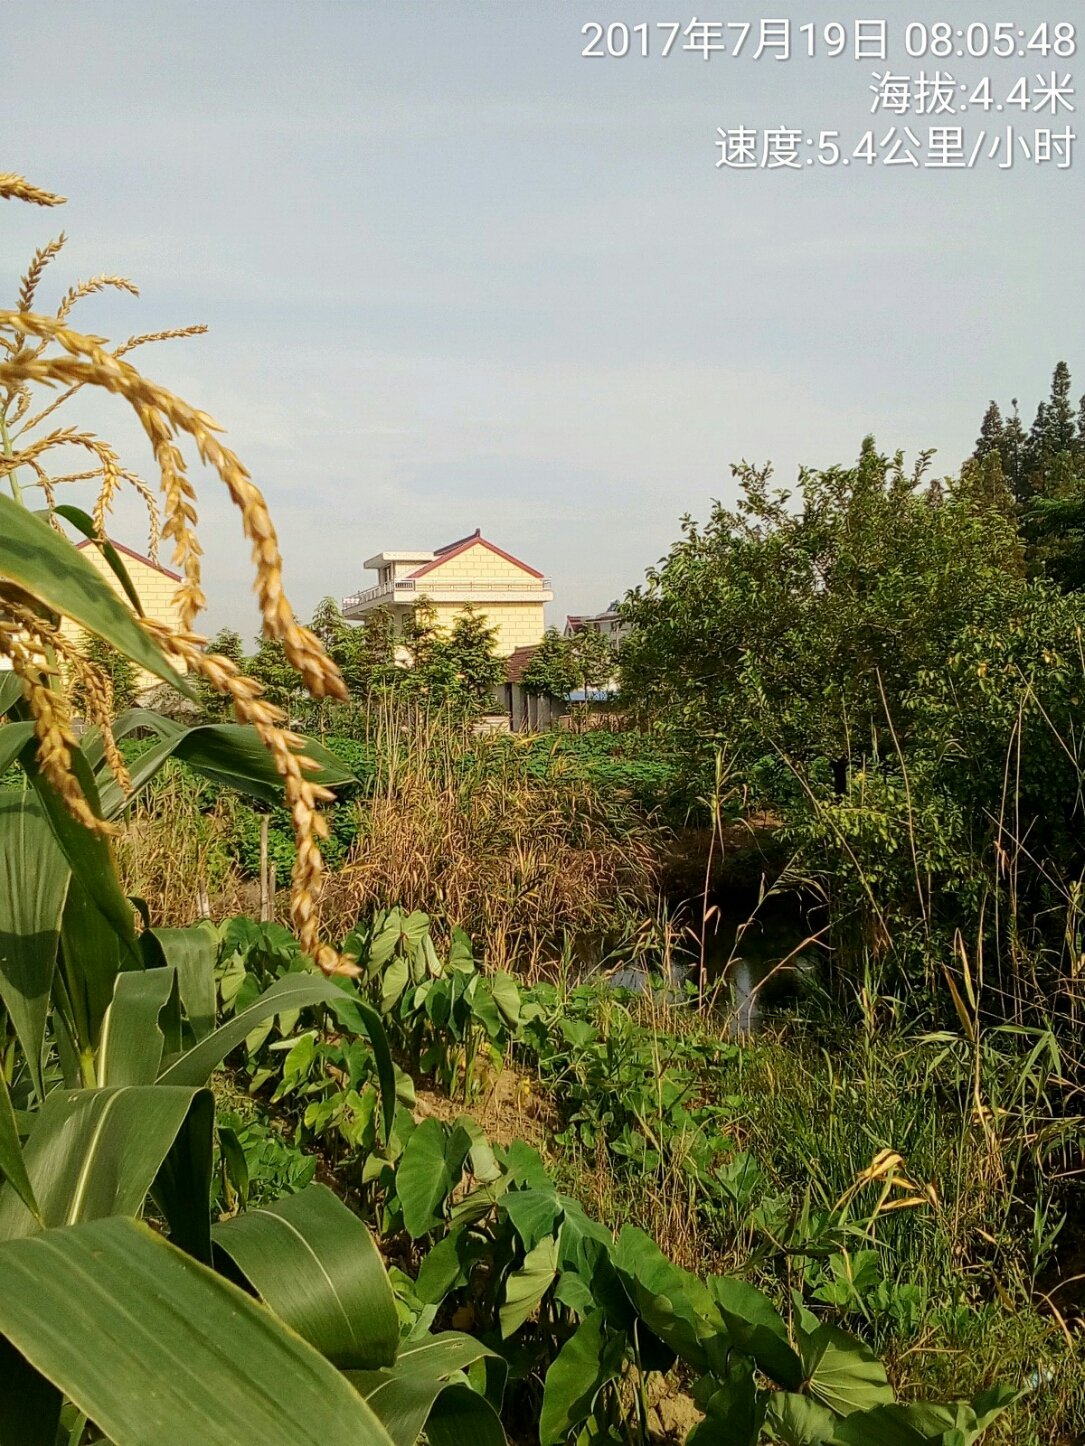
[{"x1": 974, "y1": 401, "x2": 1004, "y2": 461}]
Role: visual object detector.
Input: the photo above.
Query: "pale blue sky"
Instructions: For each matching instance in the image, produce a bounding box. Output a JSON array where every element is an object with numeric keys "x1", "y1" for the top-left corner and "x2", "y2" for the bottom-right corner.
[{"x1": 4, "y1": 2, "x2": 1082, "y2": 634}]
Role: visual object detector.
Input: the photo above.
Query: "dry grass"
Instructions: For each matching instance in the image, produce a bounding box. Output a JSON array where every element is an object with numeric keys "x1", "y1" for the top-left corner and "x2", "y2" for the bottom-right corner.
[{"x1": 320, "y1": 704, "x2": 661, "y2": 975}]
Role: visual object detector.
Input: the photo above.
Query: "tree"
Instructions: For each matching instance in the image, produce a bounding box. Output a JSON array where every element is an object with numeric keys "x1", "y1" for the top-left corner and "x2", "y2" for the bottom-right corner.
[
  {"x1": 71, "y1": 630, "x2": 139, "y2": 716},
  {"x1": 620, "y1": 439, "x2": 1026, "y2": 783},
  {"x1": 567, "y1": 627, "x2": 615, "y2": 698},
  {"x1": 521, "y1": 628, "x2": 576, "y2": 698},
  {"x1": 309, "y1": 597, "x2": 396, "y2": 699},
  {"x1": 396, "y1": 599, "x2": 502, "y2": 712},
  {"x1": 248, "y1": 634, "x2": 300, "y2": 712},
  {"x1": 445, "y1": 605, "x2": 504, "y2": 707},
  {"x1": 974, "y1": 400, "x2": 1004, "y2": 462}
]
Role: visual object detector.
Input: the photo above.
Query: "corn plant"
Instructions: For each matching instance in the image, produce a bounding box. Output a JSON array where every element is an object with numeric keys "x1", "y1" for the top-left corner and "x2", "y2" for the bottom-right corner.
[{"x1": 0, "y1": 173, "x2": 506, "y2": 1444}]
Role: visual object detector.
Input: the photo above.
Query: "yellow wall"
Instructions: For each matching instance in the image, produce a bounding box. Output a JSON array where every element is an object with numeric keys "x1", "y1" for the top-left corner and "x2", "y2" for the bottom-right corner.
[
  {"x1": 426, "y1": 600, "x2": 545, "y2": 657},
  {"x1": 60, "y1": 545, "x2": 184, "y2": 689},
  {"x1": 413, "y1": 543, "x2": 547, "y2": 656}
]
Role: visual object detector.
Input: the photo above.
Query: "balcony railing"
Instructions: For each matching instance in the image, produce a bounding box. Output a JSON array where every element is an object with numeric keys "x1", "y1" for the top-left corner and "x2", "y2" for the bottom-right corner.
[{"x1": 343, "y1": 577, "x2": 553, "y2": 612}]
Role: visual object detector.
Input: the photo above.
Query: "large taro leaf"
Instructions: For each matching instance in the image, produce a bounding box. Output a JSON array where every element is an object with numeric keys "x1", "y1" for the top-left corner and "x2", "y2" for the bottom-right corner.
[
  {"x1": 212, "y1": 1182, "x2": 399, "y2": 1371},
  {"x1": 397, "y1": 1117, "x2": 456, "y2": 1239},
  {"x1": 0, "y1": 494, "x2": 190, "y2": 692},
  {"x1": 829, "y1": 1387, "x2": 1023, "y2": 1445},
  {"x1": 763, "y1": 1391, "x2": 840, "y2": 1445},
  {"x1": 539, "y1": 1309, "x2": 627, "y2": 1446},
  {"x1": 798, "y1": 1320, "x2": 895, "y2": 1418},
  {"x1": 94, "y1": 712, "x2": 357, "y2": 817},
  {"x1": 348, "y1": 1333, "x2": 505, "y2": 1446},
  {"x1": 612, "y1": 1225, "x2": 717, "y2": 1372},
  {"x1": 0, "y1": 790, "x2": 68, "y2": 1100},
  {"x1": 499, "y1": 1233, "x2": 560, "y2": 1338},
  {"x1": 0, "y1": 1084, "x2": 210, "y2": 1242},
  {"x1": 0, "y1": 1216, "x2": 394, "y2": 1446},
  {"x1": 708, "y1": 1275, "x2": 804, "y2": 1390}
]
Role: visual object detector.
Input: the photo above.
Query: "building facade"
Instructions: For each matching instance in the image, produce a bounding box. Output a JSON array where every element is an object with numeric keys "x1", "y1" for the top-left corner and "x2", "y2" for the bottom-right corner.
[
  {"x1": 564, "y1": 607, "x2": 630, "y2": 646},
  {"x1": 64, "y1": 540, "x2": 185, "y2": 690},
  {"x1": 342, "y1": 529, "x2": 552, "y2": 658}
]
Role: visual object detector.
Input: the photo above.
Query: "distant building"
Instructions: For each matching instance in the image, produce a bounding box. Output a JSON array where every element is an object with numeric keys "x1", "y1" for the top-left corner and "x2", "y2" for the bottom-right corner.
[
  {"x1": 498, "y1": 644, "x2": 564, "y2": 732},
  {"x1": 564, "y1": 607, "x2": 629, "y2": 647},
  {"x1": 342, "y1": 528, "x2": 553, "y2": 657},
  {"x1": 66, "y1": 539, "x2": 185, "y2": 690}
]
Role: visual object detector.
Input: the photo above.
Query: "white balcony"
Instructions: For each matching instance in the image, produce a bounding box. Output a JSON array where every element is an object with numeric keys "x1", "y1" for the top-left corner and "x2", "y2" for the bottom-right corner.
[{"x1": 343, "y1": 577, "x2": 553, "y2": 617}]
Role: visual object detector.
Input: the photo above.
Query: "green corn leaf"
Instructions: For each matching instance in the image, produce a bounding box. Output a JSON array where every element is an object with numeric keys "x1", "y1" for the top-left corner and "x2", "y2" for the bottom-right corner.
[
  {"x1": 50, "y1": 505, "x2": 148, "y2": 617},
  {"x1": 0, "y1": 790, "x2": 68, "y2": 1100},
  {"x1": 349, "y1": 1333, "x2": 504, "y2": 1446},
  {"x1": 143, "y1": 922, "x2": 218, "y2": 1041},
  {"x1": 0, "y1": 1071, "x2": 38, "y2": 1226},
  {"x1": 16, "y1": 732, "x2": 141, "y2": 969},
  {"x1": 0, "y1": 493, "x2": 190, "y2": 692},
  {"x1": 95, "y1": 717, "x2": 356, "y2": 818},
  {"x1": 0, "y1": 723, "x2": 35, "y2": 778},
  {"x1": 213, "y1": 1182, "x2": 399, "y2": 1371},
  {"x1": 98, "y1": 968, "x2": 177, "y2": 1086},
  {"x1": 0, "y1": 1084, "x2": 209, "y2": 1241},
  {"x1": 0, "y1": 1216, "x2": 394, "y2": 1445},
  {"x1": 159, "y1": 972, "x2": 376, "y2": 1088}
]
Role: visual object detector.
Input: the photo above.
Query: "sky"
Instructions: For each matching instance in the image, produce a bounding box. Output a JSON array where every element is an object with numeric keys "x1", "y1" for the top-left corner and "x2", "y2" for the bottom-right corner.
[{"x1": 3, "y1": 2, "x2": 1083, "y2": 636}]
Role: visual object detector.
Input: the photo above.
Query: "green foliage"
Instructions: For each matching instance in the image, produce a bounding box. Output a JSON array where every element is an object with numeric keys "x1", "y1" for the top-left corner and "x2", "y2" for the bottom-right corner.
[
  {"x1": 398, "y1": 601, "x2": 504, "y2": 712},
  {"x1": 70, "y1": 630, "x2": 139, "y2": 714},
  {"x1": 521, "y1": 627, "x2": 577, "y2": 699}
]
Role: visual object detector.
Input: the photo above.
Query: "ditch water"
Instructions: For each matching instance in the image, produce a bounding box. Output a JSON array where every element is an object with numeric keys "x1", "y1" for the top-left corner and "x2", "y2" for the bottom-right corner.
[{"x1": 579, "y1": 888, "x2": 820, "y2": 1035}]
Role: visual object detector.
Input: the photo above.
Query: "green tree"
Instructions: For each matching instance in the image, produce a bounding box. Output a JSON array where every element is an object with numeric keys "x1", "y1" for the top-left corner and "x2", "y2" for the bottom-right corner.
[
  {"x1": 974, "y1": 400, "x2": 1004, "y2": 461},
  {"x1": 521, "y1": 628, "x2": 576, "y2": 698},
  {"x1": 620, "y1": 439, "x2": 1026, "y2": 785},
  {"x1": 567, "y1": 627, "x2": 616, "y2": 698},
  {"x1": 397, "y1": 600, "x2": 502, "y2": 711},
  {"x1": 71, "y1": 630, "x2": 139, "y2": 715}
]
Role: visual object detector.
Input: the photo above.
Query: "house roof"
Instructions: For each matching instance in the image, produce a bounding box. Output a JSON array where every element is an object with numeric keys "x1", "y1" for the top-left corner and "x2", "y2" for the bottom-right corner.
[
  {"x1": 75, "y1": 538, "x2": 181, "y2": 582},
  {"x1": 410, "y1": 530, "x2": 545, "y2": 581},
  {"x1": 504, "y1": 644, "x2": 539, "y2": 684}
]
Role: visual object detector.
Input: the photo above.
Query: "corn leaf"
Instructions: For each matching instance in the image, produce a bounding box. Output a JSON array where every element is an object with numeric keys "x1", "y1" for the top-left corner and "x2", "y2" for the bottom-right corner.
[
  {"x1": 0, "y1": 1216, "x2": 394, "y2": 1445},
  {"x1": 213, "y1": 1182, "x2": 398, "y2": 1370},
  {"x1": 94, "y1": 714, "x2": 356, "y2": 818},
  {"x1": 143, "y1": 923, "x2": 218, "y2": 1040},
  {"x1": 0, "y1": 493, "x2": 189, "y2": 693},
  {"x1": 0, "y1": 1084, "x2": 209, "y2": 1242},
  {"x1": 0, "y1": 790, "x2": 68, "y2": 1100},
  {"x1": 0, "y1": 1071, "x2": 38, "y2": 1226},
  {"x1": 349, "y1": 1334, "x2": 505, "y2": 1446}
]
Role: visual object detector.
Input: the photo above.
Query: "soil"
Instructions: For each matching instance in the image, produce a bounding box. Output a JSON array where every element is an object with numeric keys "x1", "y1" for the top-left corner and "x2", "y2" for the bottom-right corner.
[{"x1": 413, "y1": 1064, "x2": 555, "y2": 1153}]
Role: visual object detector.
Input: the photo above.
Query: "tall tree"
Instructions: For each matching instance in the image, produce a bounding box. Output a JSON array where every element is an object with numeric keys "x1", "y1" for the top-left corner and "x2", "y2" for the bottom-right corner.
[
  {"x1": 521, "y1": 628, "x2": 577, "y2": 698},
  {"x1": 974, "y1": 401, "x2": 1004, "y2": 462}
]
